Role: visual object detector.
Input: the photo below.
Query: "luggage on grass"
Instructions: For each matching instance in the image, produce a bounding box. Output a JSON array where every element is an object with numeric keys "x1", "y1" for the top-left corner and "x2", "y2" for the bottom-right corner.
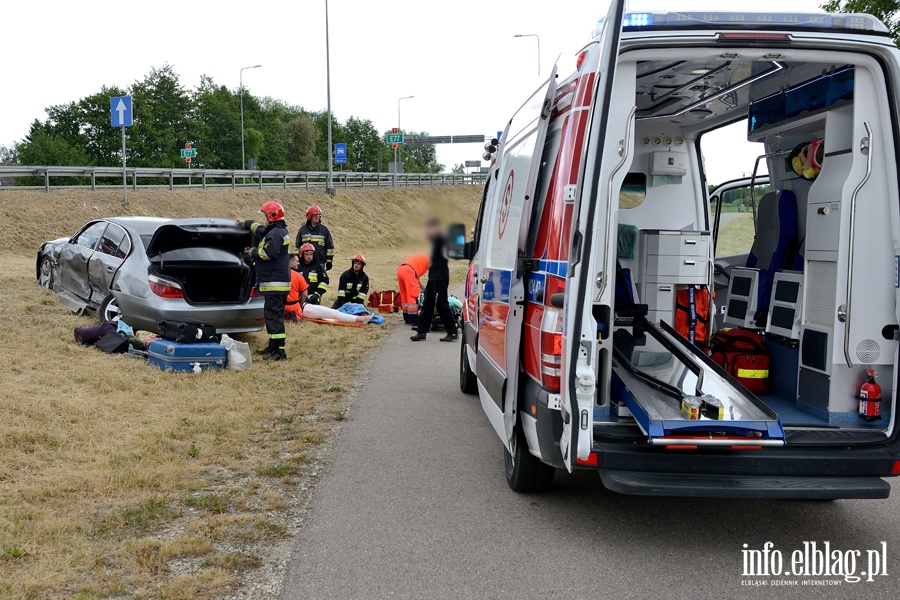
[
  {"x1": 74, "y1": 321, "x2": 117, "y2": 345},
  {"x1": 157, "y1": 319, "x2": 217, "y2": 344},
  {"x1": 96, "y1": 331, "x2": 130, "y2": 354},
  {"x1": 147, "y1": 339, "x2": 227, "y2": 373}
]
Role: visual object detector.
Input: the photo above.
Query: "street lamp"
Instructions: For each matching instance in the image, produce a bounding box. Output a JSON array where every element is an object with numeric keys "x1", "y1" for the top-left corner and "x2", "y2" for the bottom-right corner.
[
  {"x1": 513, "y1": 33, "x2": 541, "y2": 76},
  {"x1": 240, "y1": 64, "x2": 262, "y2": 174},
  {"x1": 325, "y1": 0, "x2": 335, "y2": 195},
  {"x1": 396, "y1": 95, "x2": 415, "y2": 175}
]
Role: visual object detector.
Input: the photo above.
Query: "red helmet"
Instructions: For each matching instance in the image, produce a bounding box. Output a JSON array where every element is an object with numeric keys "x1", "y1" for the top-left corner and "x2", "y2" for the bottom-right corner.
[
  {"x1": 351, "y1": 253, "x2": 367, "y2": 267},
  {"x1": 299, "y1": 243, "x2": 315, "y2": 253},
  {"x1": 260, "y1": 201, "x2": 285, "y2": 221},
  {"x1": 306, "y1": 205, "x2": 323, "y2": 221}
]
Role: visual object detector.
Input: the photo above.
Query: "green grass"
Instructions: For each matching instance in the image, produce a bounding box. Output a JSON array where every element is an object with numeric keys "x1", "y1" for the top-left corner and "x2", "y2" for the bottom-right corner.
[{"x1": 716, "y1": 213, "x2": 755, "y2": 257}]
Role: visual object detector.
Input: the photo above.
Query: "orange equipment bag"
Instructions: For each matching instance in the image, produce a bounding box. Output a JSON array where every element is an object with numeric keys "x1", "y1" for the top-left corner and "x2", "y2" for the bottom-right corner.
[
  {"x1": 708, "y1": 329, "x2": 770, "y2": 395},
  {"x1": 675, "y1": 285, "x2": 710, "y2": 346}
]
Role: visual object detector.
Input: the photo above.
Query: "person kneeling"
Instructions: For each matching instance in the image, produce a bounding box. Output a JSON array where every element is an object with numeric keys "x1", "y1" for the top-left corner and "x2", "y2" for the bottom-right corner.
[{"x1": 285, "y1": 253, "x2": 309, "y2": 322}]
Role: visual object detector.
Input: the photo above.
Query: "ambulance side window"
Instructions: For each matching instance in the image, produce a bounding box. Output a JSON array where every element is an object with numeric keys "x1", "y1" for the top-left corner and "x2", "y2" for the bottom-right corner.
[{"x1": 472, "y1": 178, "x2": 490, "y2": 253}]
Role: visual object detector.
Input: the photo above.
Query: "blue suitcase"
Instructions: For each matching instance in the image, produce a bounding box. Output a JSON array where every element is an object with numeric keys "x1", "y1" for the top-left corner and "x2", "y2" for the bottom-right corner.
[{"x1": 147, "y1": 339, "x2": 227, "y2": 373}]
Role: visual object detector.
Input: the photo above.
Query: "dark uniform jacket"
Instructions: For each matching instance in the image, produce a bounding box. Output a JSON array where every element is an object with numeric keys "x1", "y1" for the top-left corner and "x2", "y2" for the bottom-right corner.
[
  {"x1": 332, "y1": 268, "x2": 369, "y2": 309},
  {"x1": 296, "y1": 260, "x2": 329, "y2": 304},
  {"x1": 245, "y1": 219, "x2": 291, "y2": 295},
  {"x1": 296, "y1": 222, "x2": 335, "y2": 271}
]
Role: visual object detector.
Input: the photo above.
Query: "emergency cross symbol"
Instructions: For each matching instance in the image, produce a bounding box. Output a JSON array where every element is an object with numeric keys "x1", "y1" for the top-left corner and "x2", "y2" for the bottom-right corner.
[{"x1": 498, "y1": 170, "x2": 514, "y2": 239}]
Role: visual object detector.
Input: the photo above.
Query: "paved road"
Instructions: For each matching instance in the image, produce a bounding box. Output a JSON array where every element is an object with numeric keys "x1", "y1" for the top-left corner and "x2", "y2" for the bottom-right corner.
[{"x1": 283, "y1": 322, "x2": 900, "y2": 599}]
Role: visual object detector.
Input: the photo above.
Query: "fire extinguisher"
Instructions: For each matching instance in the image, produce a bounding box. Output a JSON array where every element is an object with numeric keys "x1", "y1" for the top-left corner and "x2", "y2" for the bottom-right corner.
[{"x1": 858, "y1": 369, "x2": 882, "y2": 422}]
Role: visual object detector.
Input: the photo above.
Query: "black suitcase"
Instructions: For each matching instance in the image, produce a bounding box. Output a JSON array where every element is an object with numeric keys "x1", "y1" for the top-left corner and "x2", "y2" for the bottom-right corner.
[
  {"x1": 96, "y1": 331, "x2": 130, "y2": 354},
  {"x1": 157, "y1": 319, "x2": 217, "y2": 344}
]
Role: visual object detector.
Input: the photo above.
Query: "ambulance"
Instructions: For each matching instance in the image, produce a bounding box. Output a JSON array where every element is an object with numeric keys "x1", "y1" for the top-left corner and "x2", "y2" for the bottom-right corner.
[{"x1": 449, "y1": 3, "x2": 900, "y2": 498}]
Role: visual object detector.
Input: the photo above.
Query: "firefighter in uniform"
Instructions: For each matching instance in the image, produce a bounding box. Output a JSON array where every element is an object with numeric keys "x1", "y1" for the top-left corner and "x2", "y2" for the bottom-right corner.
[
  {"x1": 296, "y1": 242, "x2": 329, "y2": 304},
  {"x1": 332, "y1": 254, "x2": 369, "y2": 309},
  {"x1": 285, "y1": 253, "x2": 309, "y2": 322},
  {"x1": 396, "y1": 254, "x2": 429, "y2": 325},
  {"x1": 296, "y1": 205, "x2": 335, "y2": 271},
  {"x1": 237, "y1": 201, "x2": 291, "y2": 361}
]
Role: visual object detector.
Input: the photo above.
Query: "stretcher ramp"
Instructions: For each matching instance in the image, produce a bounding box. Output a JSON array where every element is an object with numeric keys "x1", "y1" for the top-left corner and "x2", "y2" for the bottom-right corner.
[{"x1": 611, "y1": 322, "x2": 785, "y2": 446}]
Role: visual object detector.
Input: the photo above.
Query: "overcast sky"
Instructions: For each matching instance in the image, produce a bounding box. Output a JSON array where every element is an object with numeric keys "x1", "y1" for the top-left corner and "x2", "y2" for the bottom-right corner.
[{"x1": 4, "y1": 0, "x2": 829, "y2": 181}]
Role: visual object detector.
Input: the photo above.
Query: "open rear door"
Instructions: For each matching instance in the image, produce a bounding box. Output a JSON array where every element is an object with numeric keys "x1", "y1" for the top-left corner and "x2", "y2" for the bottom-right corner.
[
  {"x1": 477, "y1": 65, "x2": 558, "y2": 450},
  {"x1": 561, "y1": 0, "x2": 628, "y2": 471}
]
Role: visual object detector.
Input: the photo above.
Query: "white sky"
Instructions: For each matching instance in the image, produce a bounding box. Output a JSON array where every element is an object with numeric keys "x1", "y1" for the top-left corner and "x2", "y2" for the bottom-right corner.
[{"x1": 3, "y1": 0, "x2": 828, "y2": 181}]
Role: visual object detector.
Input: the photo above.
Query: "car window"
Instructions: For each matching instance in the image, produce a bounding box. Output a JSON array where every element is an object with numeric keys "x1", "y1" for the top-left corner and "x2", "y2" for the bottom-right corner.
[
  {"x1": 619, "y1": 173, "x2": 647, "y2": 209},
  {"x1": 712, "y1": 183, "x2": 770, "y2": 257},
  {"x1": 98, "y1": 224, "x2": 131, "y2": 259},
  {"x1": 74, "y1": 222, "x2": 108, "y2": 250}
]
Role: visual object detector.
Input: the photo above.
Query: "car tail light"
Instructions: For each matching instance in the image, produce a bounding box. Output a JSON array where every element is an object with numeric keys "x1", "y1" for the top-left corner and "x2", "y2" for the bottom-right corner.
[
  {"x1": 250, "y1": 287, "x2": 260, "y2": 298},
  {"x1": 148, "y1": 274, "x2": 184, "y2": 299},
  {"x1": 892, "y1": 460, "x2": 900, "y2": 475},
  {"x1": 540, "y1": 306, "x2": 563, "y2": 393}
]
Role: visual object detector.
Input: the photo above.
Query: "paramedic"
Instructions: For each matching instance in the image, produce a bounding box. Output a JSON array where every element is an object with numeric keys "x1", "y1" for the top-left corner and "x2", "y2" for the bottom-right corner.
[
  {"x1": 236, "y1": 201, "x2": 291, "y2": 361},
  {"x1": 296, "y1": 205, "x2": 335, "y2": 271},
  {"x1": 396, "y1": 254, "x2": 429, "y2": 325},
  {"x1": 411, "y1": 219, "x2": 458, "y2": 342},
  {"x1": 332, "y1": 254, "x2": 369, "y2": 309},
  {"x1": 285, "y1": 253, "x2": 309, "y2": 322},
  {"x1": 296, "y1": 243, "x2": 329, "y2": 304}
]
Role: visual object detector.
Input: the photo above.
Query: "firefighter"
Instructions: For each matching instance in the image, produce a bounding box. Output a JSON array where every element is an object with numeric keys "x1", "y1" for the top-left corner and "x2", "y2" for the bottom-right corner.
[
  {"x1": 236, "y1": 201, "x2": 291, "y2": 361},
  {"x1": 411, "y1": 218, "x2": 458, "y2": 342},
  {"x1": 285, "y1": 253, "x2": 309, "y2": 322},
  {"x1": 397, "y1": 254, "x2": 429, "y2": 325},
  {"x1": 332, "y1": 254, "x2": 369, "y2": 309},
  {"x1": 296, "y1": 205, "x2": 335, "y2": 271},
  {"x1": 296, "y1": 242, "x2": 329, "y2": 304}
]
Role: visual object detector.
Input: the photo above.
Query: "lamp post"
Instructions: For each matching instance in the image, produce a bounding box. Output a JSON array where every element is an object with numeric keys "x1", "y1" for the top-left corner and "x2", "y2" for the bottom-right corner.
[
  {"x1": 240, "y1": 64, "x2": 262, "y2": 176},
  {"x1": 513, "y1": 33, "x2": 541, "y2": 76},
  {"x1": 325, "y1": 0, "x2": 335, "y2": 195},
  {"x1": 396, "y1": 95, "x2": 415, "y2": 175}
]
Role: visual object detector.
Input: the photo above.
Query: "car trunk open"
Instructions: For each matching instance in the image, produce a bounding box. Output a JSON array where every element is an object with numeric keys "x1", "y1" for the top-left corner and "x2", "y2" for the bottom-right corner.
[{"x1": 146, "y1": 222, "x2": 253, "y2": 305}]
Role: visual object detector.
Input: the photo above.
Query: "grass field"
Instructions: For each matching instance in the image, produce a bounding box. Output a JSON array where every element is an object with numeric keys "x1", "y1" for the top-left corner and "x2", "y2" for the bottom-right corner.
[
  {"x1": 0, "y1": 186, "x2": 479, "y2": 599},
  {"x1": 716, "y1": 213, "x2": 755, "y2": 258}
]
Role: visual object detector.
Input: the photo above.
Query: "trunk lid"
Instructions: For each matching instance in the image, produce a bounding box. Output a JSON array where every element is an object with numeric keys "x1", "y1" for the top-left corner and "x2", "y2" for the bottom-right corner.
[{"x1": 145, "y1": 219, "x2": 251, "y2": 259}]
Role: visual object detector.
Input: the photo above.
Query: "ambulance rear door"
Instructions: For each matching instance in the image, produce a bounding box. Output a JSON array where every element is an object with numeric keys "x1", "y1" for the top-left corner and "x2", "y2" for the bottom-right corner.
[
  {"x1": 561, "y1": 0, "x2": 628, "y2": 471},
  {"x1": 477, "y1": 65, "x2": 558, "y2": 450}
]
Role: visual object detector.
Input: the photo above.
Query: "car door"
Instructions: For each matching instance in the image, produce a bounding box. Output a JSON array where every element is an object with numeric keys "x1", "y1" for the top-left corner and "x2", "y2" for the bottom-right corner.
[
  {"x1": 561, "y1": 0, "x2": 626, "y2": 471},
  {"x1": 477, "y1": 64, "x2": 558, "y2": 450},
  {"x1": 58, "y1": 221, "x2": 108, "y2": 302},
  {"x1": 88, "y1": 222, "x2": 132, "y2": 303}
]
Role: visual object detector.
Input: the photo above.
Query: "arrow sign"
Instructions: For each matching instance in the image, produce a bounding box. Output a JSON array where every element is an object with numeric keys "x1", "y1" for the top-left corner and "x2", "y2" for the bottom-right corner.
[{"x1": 109, "y1": 96, "x2": 133, "y2": 127}]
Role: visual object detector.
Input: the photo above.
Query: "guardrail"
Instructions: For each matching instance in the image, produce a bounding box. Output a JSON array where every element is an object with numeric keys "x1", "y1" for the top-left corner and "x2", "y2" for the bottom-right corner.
[{"x1": 0, "y1": 165, "x2": 487, "y2": 192}]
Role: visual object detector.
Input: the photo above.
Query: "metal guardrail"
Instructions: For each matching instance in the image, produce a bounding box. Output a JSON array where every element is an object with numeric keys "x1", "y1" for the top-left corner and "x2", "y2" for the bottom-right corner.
[{"x1": 0, "y1": 165, "x2": 487, "y2": 192}]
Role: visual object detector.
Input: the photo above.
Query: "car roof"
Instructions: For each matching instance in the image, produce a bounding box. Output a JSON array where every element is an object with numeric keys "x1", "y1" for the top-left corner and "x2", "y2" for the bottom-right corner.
[{"x1": 106, "y1": 217, "x2": 238, "y2": 236}]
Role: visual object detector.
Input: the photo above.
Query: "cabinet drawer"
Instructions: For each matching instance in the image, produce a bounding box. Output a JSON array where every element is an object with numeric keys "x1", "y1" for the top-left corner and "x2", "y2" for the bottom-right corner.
[
  {"x1": 642, "y1": 283, "x2": 675, "y2": 313},
  {"x1": 644, "y1": 256, "x2": 709, "y2": 283},
  {"x1": 643, "y1": 232, "x2": 710, "y2": 257}
]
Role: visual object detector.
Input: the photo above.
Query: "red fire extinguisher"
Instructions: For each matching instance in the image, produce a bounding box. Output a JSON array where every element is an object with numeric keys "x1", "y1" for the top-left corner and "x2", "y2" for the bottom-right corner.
[{"x1": 858, "y1": 369, "x2": 882, "y2": 422}]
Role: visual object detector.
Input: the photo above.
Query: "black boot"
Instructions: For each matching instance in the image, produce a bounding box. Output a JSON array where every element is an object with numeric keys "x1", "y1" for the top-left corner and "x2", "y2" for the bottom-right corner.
[
  {"x1": 410, "y1": 333, "x2": 427, "y2": 342},
  {"x1": 257, "y1": 340, "x2": 276, "y2": 356},
  {"x1": 264, "y1": 349, "x2": 287, "y2": 361},
  {"x1": 440, "y1": 332, "x2": 459, "y2": 342}
]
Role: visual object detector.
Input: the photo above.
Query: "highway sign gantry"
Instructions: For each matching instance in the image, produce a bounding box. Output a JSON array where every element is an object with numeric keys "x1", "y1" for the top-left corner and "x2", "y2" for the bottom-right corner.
[{"x1": 110, "y1": 96, "x2": 133, "y2": 127}]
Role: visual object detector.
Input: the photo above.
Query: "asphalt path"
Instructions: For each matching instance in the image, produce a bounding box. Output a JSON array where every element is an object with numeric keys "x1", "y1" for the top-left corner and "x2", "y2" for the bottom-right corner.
[{"x1": 283, "y1": 321, "x2": 900, "y2": 599}]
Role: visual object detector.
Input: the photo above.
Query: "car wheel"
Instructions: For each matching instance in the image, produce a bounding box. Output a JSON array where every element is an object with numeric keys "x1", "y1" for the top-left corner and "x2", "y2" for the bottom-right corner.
[
  {"x1": 459, "y1": 335, "x2": 477, "y2": 395},
  {"x1": 504, "y1": 422, "x2": 555, "y2": 493},
  {"x1": 99, "y1": 293, "x2": 122, "y2": 323},
  {"x1": 38, "y1": 256, "x2": 55, "y2": 290}
]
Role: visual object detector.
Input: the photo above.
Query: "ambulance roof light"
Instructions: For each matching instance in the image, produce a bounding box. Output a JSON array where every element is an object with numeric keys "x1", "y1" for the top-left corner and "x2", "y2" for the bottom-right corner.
[{"x1": 593, "y1": 11, "x2": 889, "y2": 39}]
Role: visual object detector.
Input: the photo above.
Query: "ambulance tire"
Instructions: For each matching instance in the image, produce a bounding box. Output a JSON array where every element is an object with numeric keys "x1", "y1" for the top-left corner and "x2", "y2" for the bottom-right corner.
[
  {"x1": 459, "y1": 335, "x2": 477, "y2": 395},
  {"x1": 505, "y1": 422, "x2": 555, "y2": 493}
]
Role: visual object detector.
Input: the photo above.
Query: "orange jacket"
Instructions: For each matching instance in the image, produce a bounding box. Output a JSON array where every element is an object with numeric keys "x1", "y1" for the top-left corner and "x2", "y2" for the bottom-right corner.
[
  {"x1": 286, "y1": 270, "x2": 309, "y2": 315},
  {"x1": 401, "y1": 254, "x2": 430, "y2": 278}
]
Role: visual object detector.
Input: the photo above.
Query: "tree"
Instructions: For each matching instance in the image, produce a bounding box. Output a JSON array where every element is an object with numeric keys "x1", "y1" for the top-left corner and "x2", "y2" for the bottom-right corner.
[
  {"x1": 822, "y1": 1, "x2": 900, "y2": 43},
  {"x1": 129, "y1": 65, "x2": 194, "y2": 168},
  {"x1": 312, "y1": 111, "x2": 346, "y2": 170},
  {"x1": 451, "y1": 163, "x2": 465, "y2": 174},
  {"x1": 284, "y1": 114, "x2": 320, "y2": 171},
  {"x1": 400, "y1": 131, "x2": 444, "y2": 173},
  {"x1": 343, "y1": 117, "x2": 381, "y2": 172},
  {"x1": 0, "y1": 144, "x2": 17, "y2": 163}
]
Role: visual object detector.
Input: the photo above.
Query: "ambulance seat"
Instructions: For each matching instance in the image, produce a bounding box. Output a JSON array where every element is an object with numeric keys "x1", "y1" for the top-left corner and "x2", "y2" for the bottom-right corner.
[{"x1": 742, "y1": 190, "x2": 798, "y2": 320}]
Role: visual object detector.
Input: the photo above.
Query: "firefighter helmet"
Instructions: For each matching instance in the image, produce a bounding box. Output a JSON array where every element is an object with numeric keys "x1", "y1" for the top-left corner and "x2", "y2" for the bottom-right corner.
[
  {"x1": 259, "y1": 201, "x2": 285, "y2": 221},
  {"x1": 306, "y1": 205, "x2": 323, "y2": 221},
  {"x1": 351, "y1": 253, "x2": 367, "y2": 267},
  {"x1": 299, "y1": 243, "x2": 315, "y2": 254}
]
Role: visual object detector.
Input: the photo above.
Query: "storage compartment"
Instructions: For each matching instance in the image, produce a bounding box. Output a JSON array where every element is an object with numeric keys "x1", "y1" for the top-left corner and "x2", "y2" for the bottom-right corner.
[{"x1": 150, "y1": 248, "x2": 253, "y2": 305}]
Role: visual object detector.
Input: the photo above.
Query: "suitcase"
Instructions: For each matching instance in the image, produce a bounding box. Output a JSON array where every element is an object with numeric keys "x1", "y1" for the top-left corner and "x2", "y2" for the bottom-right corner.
[
  {"x1": 157, "y1": 319, "x2": 217, "y2": 344},
  {"x1": 147, "y1": 339, "x2": 227, "y2": 373}
]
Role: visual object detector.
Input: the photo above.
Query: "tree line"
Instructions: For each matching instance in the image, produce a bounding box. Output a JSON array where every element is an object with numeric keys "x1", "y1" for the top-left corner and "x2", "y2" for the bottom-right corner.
[{"x1": 1, "y1": 65, "x2": 443, "y2": 181}]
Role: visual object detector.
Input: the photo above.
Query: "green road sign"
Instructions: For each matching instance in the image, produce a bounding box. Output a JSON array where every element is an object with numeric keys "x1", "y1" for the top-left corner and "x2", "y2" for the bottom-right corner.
[
  {"x1": 180, "y1": 148, "x2": 197, "y2": 158},
  {"x1": 386, "y1": 133, "x2": 404, "y2": 144}
]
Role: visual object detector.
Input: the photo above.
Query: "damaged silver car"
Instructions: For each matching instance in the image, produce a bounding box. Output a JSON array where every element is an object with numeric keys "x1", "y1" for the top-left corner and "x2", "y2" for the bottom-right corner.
[{"x1": 37, "y1": 217, "x2": 265, "y2": 333}]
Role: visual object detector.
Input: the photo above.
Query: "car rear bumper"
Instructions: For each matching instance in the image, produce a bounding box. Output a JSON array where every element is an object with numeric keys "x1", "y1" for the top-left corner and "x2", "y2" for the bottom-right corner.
[{"x1": 114, "y1": 292, "x2": 265, "y2": 333}]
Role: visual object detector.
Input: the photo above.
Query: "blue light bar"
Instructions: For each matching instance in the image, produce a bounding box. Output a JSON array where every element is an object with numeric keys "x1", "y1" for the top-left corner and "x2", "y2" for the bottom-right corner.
[{"x1": 593, "y1": 11, "x2": 889, "y2": 38}]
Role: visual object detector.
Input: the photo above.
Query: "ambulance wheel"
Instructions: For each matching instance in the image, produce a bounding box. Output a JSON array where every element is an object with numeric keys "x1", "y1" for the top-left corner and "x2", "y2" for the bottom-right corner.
[
  {"x1": 99, "y1": 294, "x2": 122, "y2": 323},
  {"x1": 459, "y1": 337, "x2": 477, "y2": 395},
  {"x1": 505, "y1": 423, "x2": 555, "y2": 493}
]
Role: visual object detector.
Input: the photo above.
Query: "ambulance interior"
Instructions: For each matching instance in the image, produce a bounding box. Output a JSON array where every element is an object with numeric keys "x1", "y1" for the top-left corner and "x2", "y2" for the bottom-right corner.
[{"x1": 603, "y1": 48, "x2": 899, "y2": 436}]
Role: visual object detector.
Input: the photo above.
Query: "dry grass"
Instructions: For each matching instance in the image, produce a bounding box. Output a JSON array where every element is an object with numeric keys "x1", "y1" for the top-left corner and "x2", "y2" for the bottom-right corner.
[
  {"x1": 0, "y1": 186, "x2": 480, "y2": 598},
  {"x1": 716, "y1": 213, "x2": 756, "y2": 258}
]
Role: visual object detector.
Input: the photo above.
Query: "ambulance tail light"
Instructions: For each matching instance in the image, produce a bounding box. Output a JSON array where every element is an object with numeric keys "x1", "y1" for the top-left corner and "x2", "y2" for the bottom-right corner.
[{"x1": 541, "y1": 306, "x2": 564, "y2": 393}]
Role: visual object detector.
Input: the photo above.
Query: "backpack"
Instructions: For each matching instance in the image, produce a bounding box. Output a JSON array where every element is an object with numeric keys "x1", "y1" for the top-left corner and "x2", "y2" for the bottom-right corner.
[
  {"x1": 708, "y1": 329, "x2": 770, "y2": 394},
  {"x1": 367, "y1": 290, "x2": 400, "y2": 313},
  {"x1": 157, "y1": 319, "x2": 217, "y2": 344},
  {"x1": 675, "y1": 286, "x2": 710, "y2": 346},
  {"x1": 96, "y1": 331, "x2": 130, "y2": 354}
]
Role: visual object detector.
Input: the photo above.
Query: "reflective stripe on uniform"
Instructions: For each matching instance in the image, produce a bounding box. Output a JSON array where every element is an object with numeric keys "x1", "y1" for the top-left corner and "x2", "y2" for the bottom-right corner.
[
  {"x1": 256, "y1": 238, "x2": 269, "y2": 260},
  {"x1": 260, "y1": 281, "x2": 291, "y2": 292},
  {"x1": 268, "y1": 333, "x2": 286, "y2": 339},
  {"x1": 737, "y1": 368, "x2": 769, "y2": 379}
]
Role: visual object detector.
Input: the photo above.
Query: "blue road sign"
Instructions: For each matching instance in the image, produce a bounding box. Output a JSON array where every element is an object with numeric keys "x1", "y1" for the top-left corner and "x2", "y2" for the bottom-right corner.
[
  {"x1": 334, "y1": 143, "x2": 347, "y2": 165},
  {"x1": 110, "y1": 96, "x2": 133, "y2": 127}
]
